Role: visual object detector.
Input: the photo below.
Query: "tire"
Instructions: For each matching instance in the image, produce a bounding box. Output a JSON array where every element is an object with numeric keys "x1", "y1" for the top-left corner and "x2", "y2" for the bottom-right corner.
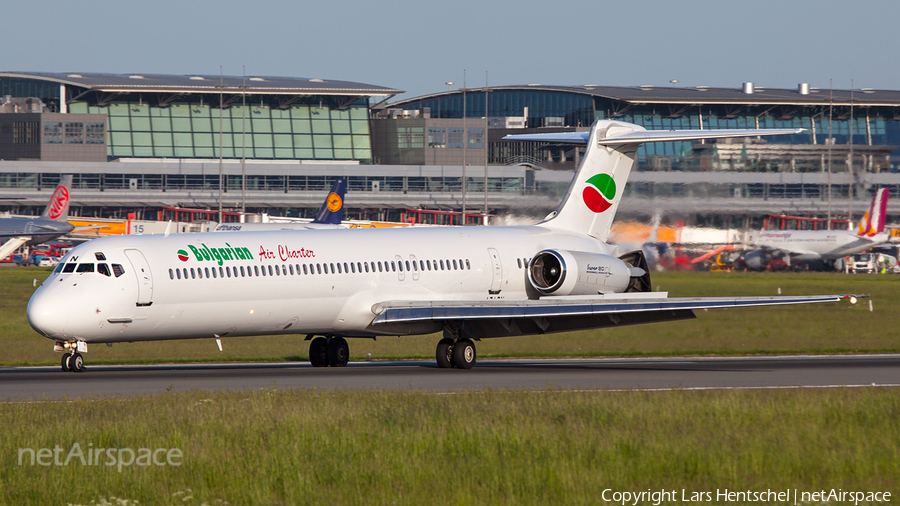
[
  {"x1": 70, "y1": 353, "x2": 84, "y2": 373},
  {"x1": 451, "y1": 339, "x2": 476, "y2": 370},
  {"x1": 436, "y1": 338, "x2": 454, "y2": 368},
  {"x1": 327, "y1": 337, "x2": 349, "y2": 367},
  {"x1": 61, "y1": 354, "x2": 71, "y2": 372},
  {"x1": 309, "y1": 338, "x2": 328, "y2": 367}
]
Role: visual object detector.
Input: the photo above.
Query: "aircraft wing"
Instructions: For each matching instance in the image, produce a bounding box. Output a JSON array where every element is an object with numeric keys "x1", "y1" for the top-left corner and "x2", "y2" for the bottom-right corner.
[{"x1": 371, "y1": 293, "x2": 862, "y2": 337}]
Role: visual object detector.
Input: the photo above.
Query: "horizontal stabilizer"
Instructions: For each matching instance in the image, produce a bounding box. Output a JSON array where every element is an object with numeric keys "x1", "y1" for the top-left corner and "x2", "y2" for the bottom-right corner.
[{"x1": 503, "y1": 128, "x2": 804, "y2": 145}]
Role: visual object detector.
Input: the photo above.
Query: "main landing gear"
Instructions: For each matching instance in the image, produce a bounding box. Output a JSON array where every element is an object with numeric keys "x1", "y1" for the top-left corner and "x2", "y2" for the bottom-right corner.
[
  {"x1": 308, "y1": 335, "x2": 349, "y2": 367},
  {"x1": 61, "y1": 352, "x2": 85, "y2": 373},
  {"x1": 435, "y1": 338, "x2": 476, "y2": 369}
]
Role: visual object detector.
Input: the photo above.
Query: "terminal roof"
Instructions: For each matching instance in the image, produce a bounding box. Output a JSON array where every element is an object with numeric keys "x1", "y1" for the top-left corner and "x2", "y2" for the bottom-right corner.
[{"x1": 1, "y1": 72, "x2": 403, "y2": 97}]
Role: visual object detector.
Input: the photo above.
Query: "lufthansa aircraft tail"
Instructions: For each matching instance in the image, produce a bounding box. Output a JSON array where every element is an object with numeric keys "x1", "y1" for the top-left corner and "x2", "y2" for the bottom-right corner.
[
  {"x1": 504, "y1": 122, "x2": 803, "y2": 242},
  {"x1": 857, "y1": 188, "x2": 889, "y2": 237},
  {"x1": 39, "y1": 175, "x2": 73, "y2": 223},
  {"x1": 311, "y1": 178, "x2": 347, "y2": 225}
]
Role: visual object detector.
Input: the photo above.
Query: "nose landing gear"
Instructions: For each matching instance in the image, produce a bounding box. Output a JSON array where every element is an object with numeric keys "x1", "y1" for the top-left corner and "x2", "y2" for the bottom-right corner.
[{"x1": 61, "y1": 352, "x2": 85, "y2": 373}]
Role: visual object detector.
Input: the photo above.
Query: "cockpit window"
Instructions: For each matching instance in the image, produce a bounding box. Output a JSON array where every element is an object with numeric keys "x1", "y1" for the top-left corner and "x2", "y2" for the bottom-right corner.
[
  {"x1": 97, "y1": 263, "x2": 111, "y2": 277},
  {"x1": 76, "y1": 263, "x2": 95, "y2": 273},
  {"x1": 111, "y1": 264, "x2": 125, "y2": 277},
  {"x1": 63, "y1": 263, "x2": 77, "y2": 273},
  {"x1": 53, "y1": 263, "x2": 65, "y2": 274},
  {"x1": 94, "y1": 252, "x2": 106, "y2": 261}
]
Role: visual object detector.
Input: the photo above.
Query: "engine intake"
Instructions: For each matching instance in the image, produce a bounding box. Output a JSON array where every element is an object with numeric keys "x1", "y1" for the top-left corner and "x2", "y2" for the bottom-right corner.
[{"x1": 528, "y1": 249, "x2": 646, "y2": 296}]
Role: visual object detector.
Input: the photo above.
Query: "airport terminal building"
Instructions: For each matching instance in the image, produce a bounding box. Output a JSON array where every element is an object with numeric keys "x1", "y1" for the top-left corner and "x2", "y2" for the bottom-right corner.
[{"x1": 2, "y1": 73, "x2": 900, "y2": 228}]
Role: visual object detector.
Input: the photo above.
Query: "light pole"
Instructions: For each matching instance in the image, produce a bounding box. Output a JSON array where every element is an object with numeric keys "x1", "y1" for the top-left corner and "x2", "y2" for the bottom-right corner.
[{"x1": 445, "y1": 81, "x2": 453, "y2": 91}]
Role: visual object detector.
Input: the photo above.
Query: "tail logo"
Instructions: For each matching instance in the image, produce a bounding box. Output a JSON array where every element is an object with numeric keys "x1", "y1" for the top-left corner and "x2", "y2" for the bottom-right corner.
[
  {"x1": 47, "y1": 186, "x2": 70, "y2": 219},
  {"x1": 326, "y1": 193, "x2": 343, "y2": 213},
  {"x1": 582, "y1": 174, "x2": 616, "y2": 213}
]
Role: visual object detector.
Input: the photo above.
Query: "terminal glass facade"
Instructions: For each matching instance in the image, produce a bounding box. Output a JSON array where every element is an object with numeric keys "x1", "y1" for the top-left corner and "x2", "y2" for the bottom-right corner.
[{"x1": 68, "y1": 99, "x2": 371, "y2": 161}]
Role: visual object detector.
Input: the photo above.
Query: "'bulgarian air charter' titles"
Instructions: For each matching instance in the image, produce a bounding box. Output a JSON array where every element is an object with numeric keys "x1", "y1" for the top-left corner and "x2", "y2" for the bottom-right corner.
[{"x1": 180, "y1": 243, "x2": 316, "y2": 265}]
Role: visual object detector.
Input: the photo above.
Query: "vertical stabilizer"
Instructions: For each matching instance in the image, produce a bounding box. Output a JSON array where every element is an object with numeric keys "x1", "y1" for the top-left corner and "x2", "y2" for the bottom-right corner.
[
  {"x1": 542, "y1": 121, "x2": 644, "y2": 241},
  {"x1": 312, "y1": 178, "x2": 347, "y2": 224},
  {"x1": 862, "y1": 188, "x2": 889, "y2": 236},
  {"x1": 40, "y1": 175, "x2": 72, "y2": 222}
]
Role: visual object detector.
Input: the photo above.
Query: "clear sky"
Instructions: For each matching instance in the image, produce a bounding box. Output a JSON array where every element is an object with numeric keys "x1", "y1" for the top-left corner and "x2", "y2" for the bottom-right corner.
[{"x1": 5, "y1": 0, "x2": 897, "y2": 101}]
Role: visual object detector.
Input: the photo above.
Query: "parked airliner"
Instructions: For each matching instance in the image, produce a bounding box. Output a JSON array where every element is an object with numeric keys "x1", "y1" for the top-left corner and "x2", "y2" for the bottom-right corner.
[
  {"x1": 213, "y1": 179, "x2": 347, "y2": 232},
  {"x1": 743, "y1": 188, "x2": 891, "y2": 269},
  {"x1": 0, "y1": 176, "x2": 74, "y2": 261},
  {"x1": 27, "y1": 121, "x2": 862, "y2": 372}
]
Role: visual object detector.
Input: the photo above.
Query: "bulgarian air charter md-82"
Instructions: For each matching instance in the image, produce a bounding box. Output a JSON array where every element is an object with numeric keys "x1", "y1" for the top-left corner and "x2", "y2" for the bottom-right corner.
[{"x1": 27, "y1": 120, "x2": 863, "y2": 372}]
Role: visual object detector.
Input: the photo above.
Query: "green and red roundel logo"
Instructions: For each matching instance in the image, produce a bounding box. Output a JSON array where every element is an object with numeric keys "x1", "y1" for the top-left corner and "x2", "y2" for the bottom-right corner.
[
  {"x1": 582, "y1": 174, "x2": 617, "y2": 213},
  {"x1": 177, "y1": 249, "x2": 190, "y2": 262}
]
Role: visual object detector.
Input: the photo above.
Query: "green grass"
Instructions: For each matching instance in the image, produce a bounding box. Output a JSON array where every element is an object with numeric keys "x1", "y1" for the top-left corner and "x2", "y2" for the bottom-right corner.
[
  {"x1": 3, "y1": 267, "x2": 900, "y2": 366},
  {"x1": 1, "y1": 388, "x2": 897, "y2": 505}
]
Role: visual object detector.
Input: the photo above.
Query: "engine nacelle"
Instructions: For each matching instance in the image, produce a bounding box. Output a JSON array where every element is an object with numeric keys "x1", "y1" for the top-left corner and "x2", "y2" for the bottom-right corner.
[{"x1": 528, "y1": 249, "x2": 645, "y2": 296}]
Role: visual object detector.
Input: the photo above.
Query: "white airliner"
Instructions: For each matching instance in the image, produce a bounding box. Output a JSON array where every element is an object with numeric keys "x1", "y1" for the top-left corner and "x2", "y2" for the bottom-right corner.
[
  {"x1": 749, "y1": 188, "x2": 891, "y2": 265},
  {"x1": 740, "y1": 188, "x2": 892, "y2": 270},
  {"x1": 27, "y1": 120, "x2": 862, "y2": 373}
]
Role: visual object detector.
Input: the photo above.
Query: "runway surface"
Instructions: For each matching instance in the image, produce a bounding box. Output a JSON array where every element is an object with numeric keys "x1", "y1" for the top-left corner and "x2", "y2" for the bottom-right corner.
[{"x1": 2, "y1": 354, "x2": 899, "y2": 399}]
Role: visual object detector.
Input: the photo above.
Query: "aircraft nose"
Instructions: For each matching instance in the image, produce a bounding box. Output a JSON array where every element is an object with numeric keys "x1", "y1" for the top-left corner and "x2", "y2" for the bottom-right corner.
[{"x1": 27, "y1": 290, "x2": 68, "y2": 338}]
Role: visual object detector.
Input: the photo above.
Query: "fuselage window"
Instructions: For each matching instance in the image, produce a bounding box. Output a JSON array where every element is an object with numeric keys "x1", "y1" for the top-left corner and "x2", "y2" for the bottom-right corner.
[
  {"x1": 98, "y1": 263, "x2": 111, "y2": 277},
  {"x1": 182, "y1": 268, "x2": 188, "y2": 279},
  {"x1": 439, "y1": 260, "x2": 444, "y2": 270},
  {"x1": 370, "y1": 262, "x2": 375, "y2": 272},
  {"x1": 219, "y1": 267, "x2": 224, "y2": 278},
  {"x1": 377, "y1": 261, "x2": 383, "y2": 272},
  {"x1": 398, "y1": 261, "x2": 403, "y2": 272},
  {"x1": 343, "y1": 262, "x2": 349, "y2": 273},
  {"x1": 426, "y1": 260, "x2": 431, "y2": 271},
  {"x1": 176, "y1": 269, "x2": 182, "y2": 279},
  {"x1": 420, "y1": 260, "x2": 425, "y2": 271},
  {"x1": 226, "y1": 267, "x2": 231, "y2": 278},
  {"x1": 269, "y1": 265, "x2": 274, "y2": 276},
  {"x1": 199, "y1": 268, "x2": 204, "y2": 279},
  {"x1": 253, "y1": 265, "x2": 259, "y2": 276},
  {"x1": 168, "y1": 268, "x2": 174, "y2": 280},
  {"x1": 289, "y1": 265, "x2": 294, "y2": 275},
  {"x1": 204, "y1": 267, "x2": 210, "y2": 278},
  {"x1": 350, "y1": 262, "x2": 356, "y2": 273},
  {"x1": 240, "y1": 266, "x2": 245, "y2": 277},
  {"x1": 466, "y1": 259, "x2": 471, "y2": 270},
  {"x1": 391, "y1": 261, "x2": 396, "y2": 272},
  {"x1": 450, "y1": 259, "x2": 455, "y2": 270},
  {"x1": 458, "y1": 259, "x2": 463, "y2": 269},
  {"x1": 517, "y1": 258, "x2": 522, "y2": 269},
  {"x1": 212, "y1": 267, "x2": 217, "y2": 278},
  {"x1": 334, "y1": 263, "x2": 340, "y2": 274},
  {"x1": 411, "y1": 261, "x2": 416, "y2": 272},
  {"x1": 357, "y1": 262, "x2": 362, "y2": 273},
  {"x1": 62, "y1": 263, "x2": 76, "y2": 273},
  {"x1": 77, "y1": 263, "x2": 95, "y2": 273},
  {"x1": 190, "y1": 268, "x2": 196, "y2": 279},
  {"x1": 364, "y1": 262, "x2": 369, "y2": 273},
  {"x1": 315, "y1": 264, "x2": 321, "y2": 274},
  {"x1": 274, "y1": 265, "x2": 279, "y2": 276},
  {"x1": 302, "y1": 264, "x2": 308, "y2": 275},
  {"x1": 327, "y1": 263, "x2": 333, "y2": 274}
]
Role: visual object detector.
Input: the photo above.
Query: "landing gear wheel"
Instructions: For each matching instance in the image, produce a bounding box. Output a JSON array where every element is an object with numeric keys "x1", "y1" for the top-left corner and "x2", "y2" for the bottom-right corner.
[
  {"x1": 451, "y1": 339, "x2": 476, "y2": 370},
  {"x1": 327, "y1": 337, "x2": 349, "y2": 367},
  {"x1": 61, "y1": 354, "x2": 72, "y2": 372},
  {"x1": 309, "y1": 338, "x2": 328, "y2": 367},
  {"x1": 436, "y1": 338, "x2": 454, "y2": 368},
  {"x1": 70, "y1": 353, "x2": 85, "y2": 373}
]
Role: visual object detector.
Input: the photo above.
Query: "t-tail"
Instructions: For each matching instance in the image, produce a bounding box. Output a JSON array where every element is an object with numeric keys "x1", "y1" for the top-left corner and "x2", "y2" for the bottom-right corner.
[
  {"x1": 311, "y1": 178, "x2": 347, "y2": 225},
  {"x1": 858, "y1": 188, "x2": 888, "y2": 237},
  {"x1": 504, "y1": 121, "x2": 804, "y2": 241},
  {"x1": 39, "y1": 175, "x2": 72, "y2": 223}
]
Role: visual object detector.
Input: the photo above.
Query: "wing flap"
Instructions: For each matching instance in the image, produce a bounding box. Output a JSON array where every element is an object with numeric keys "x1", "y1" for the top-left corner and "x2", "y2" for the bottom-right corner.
[{"x1": 372, "y1": 294, "x2": 861, "y2": 324}]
